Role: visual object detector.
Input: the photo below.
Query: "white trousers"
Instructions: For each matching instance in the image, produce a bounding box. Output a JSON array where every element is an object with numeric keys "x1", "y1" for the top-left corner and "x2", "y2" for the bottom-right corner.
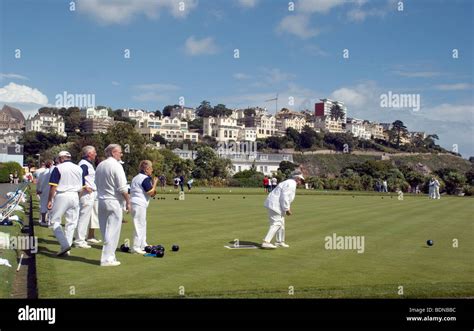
[
  {"x1": 39, "y1": 190, "x2": 50, "y2": 214},
  {"x1": 132, "y1": 204, "x2": 148, "y2": 251},
  {"x1": 264, "y1": 209, "x2": 286, "y2": 243},
  {"x1": 433, "y1": 187, "x2": 440, "y2": 199},
  {"x1": 49, "y1": 192, "x2": 80, "y2": 250},
  {"x1": 98, "y1": 199, "x2": 123, "y2": 264},
  {"x1": 74, "y1": 191, "x2": 99, "y2": 245},
  {"x1": 429, "y1": 186, "x2": 434, "y2": 198}
]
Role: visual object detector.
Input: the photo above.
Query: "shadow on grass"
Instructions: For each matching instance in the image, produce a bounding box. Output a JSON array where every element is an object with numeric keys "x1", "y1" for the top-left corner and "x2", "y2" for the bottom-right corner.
[
  {"x1": 37, "y1": 246, "x2": 100, "y2": 266},
  {"x1": 227, "y1": 240, "x2": 262, "y2": 248},
  {"x1": 37, "y1": 237, "x2": 57, "y2": 245},
  {"x1": 38, "y1": 237, "x2": 104, "y2": 252}
]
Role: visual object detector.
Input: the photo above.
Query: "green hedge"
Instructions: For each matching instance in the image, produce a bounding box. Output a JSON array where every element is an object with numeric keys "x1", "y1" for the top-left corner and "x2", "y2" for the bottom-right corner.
[{"x1": 0, "y1": 162, "x2": 24, "y2": 183}]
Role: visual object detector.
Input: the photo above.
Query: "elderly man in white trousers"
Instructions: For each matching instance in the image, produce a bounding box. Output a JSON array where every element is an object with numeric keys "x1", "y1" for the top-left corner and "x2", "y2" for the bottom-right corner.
[
  {"x1": 47, "y1": 151, "x2": 84, "y2": 256},
  {"x1": 95, "y1": 144, "x2": 131, "y2": 267},
  {"x1": 36, "y1": 160, "x2": 53, "y2": 227},
  {"x1": 428, "y1": 179, "x2": 434, "y2": 199},
  {"x1": 130, "y1": 160, "x2": 158, "y2": 254},
  {"x1": 432, "y1": 177, "x2": 441, "y2": 199},
  {"x1": 74, "y1": 146, "x2": 99, "y2": 249},
  {"x1": 262, "y1": 174, "x2": 305, "y2": 249}
]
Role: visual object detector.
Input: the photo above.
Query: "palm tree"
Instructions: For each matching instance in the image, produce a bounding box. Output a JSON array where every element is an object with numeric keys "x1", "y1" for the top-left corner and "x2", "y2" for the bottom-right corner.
[{"x1": 329, "y1": 104, "x2": 345, "y2": 122}]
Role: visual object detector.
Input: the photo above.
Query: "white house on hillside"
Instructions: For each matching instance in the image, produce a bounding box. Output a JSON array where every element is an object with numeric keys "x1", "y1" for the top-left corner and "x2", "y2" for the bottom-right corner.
[{"x1": 25, "y1": 113, "x2": 66, "y2": 136}]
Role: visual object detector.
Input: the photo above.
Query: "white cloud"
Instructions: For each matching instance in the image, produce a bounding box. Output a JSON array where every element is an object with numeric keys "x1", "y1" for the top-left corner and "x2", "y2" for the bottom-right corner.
[
  {"x1": 233, "y1": 73, "x2": 253, "y2": 80},
  {"x1": 0, "y1": 82, "x2": 48, "y2": 105},
  {"x1": 77, "y1": 0, "x2": 198, "y2": 25},
  {"x1": 425, "y1": 103, "x2": 474, "y2": 123},
  {"x1": 237, "y1": 0, "x2": 259, "y2": 8},
  {"x1": 132, "y1": 83, "x2": 180, "y2": 102},
  {"x1": 434, "y1": 83, "x2": 474, "y2": 91},
  {"x1": 303, "y1": 44, "x2": 329, "y2": 57},
  {"x1": 236, "y1": 68, "x2": 296, "y2": 89},
  {"x1": 220, "y1": 82, "x2": 318, "y2": 112},
  {"x1": 392, "y1": 70, "x2": 442, "y2": 78},
  {"x1": 134, "y1": 83, "x2": 180, "y2": 91},
  {"x1": 347, "y1": 7, "x2": 386, "y2": 22},
  {"x1": 209, "y1": 9, "x2": 225, "y2": 20},
  {"x1": 184, "y1": 36, "x2": 219, "y2": 56},
  {"x1": 276, "y1": 14, "x2": 319, "y2": 39},
  {"x1": 297, "y1": 0, "x2": 349, "y2": 14},
  {"x1": 0, "y1": 73, "x2": 28, "y2": 81},
  {"x1": 330, "y1": 82, "x2": 379, "y2": 109},
  {"x1": 277, "y1": 0, "x2": 392, "y2": 40},
  {"x1": 262, "y1": 68, "x2": 296, "y2": 84},
  {"x1": 327, "y1": 81, "x2": 474, "y2": 156}
]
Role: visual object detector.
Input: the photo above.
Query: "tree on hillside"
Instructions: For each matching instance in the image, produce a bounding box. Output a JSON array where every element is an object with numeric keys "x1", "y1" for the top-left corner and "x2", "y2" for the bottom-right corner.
[
  {"x1": 390, "y1": 120, "x2": 409, "y2": 148},
  {"x1": 61, "y1": 107, "x2": 82, "y2": 133},
  {"x1": 213, "y1": 104, "x2": 233, "y2": 117},
  {"x1": 329, "y1": 104, "x2": 345, "y2": 121},
  {"x1": 111, "y1": 109, "x2": 137, "y2": 126},
  {"x1": 200, "y1": 135, "x2": 218, "y2": 148},
  {"x1": 244, "y1": 108, "x2": 256, "y2": 117},
  {"x1": 196, "y1": 100, "x2": 213, "y2": 117},
  {"x1": 192, "y1": 146, "x2": 231, "y2": 180},
  {"x1": 157, "y1": 148, "x2": 194, "y2": 179},
  {"x1": 162, "y1": 105, "x2": 180, "y2": 117},
  {"x1": 278, "y1": 161, "x2": 299, "y2": 178},
  {"x1": 423, "y1": 134, "x2": 439, "y2": 149},
  {"x1": 405, "y1": 170, "x2": 426, "y2": 192},
  {"x1": 102, "y1": 122, "x2": 147, "y2": 179},
  {"x1": 265, "y1": 136, "x2": 287, "y2": 150},
  {"x1": 323, "y1": 132, "x2": 356, "y2": 152},
  {"x1": 152, "y1": 134, "x2": 167, "y2": 145},
  {"x1": 300, "y1": 126, "x2": 321, "y2": 149},
  {"x1": 0, "y1": 162, "x2": 24, "y2": 183},
  {"x1": 435, "y1": 168, "x2": 466, "y2": 194},
  {"x1": 188, "y1": 118, "x2": 203, "y2": 134},
  {"x1": 20, "y1": 131, "x2": 68, "y2": 163},
  {"x1": 285, "y1": 127, "x2": 300, "y2": 146},
  {"x1": 465, "y1": 168, "x2": 474, "y2": 185},
  {"x1": 343, "y1": 160, "x2": 394, "y2": 179}
]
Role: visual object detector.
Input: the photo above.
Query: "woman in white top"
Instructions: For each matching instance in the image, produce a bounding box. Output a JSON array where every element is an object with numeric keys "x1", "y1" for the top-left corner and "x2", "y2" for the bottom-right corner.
[{"x1": 130, "y1": 160, "x2": 158, "y2": 254}]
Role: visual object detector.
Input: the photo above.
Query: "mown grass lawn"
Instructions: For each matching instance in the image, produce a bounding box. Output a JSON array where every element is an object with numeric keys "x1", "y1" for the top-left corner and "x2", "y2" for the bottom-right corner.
[{"x1": 33, "y1": 188, "x2": 474, "y2": 298}]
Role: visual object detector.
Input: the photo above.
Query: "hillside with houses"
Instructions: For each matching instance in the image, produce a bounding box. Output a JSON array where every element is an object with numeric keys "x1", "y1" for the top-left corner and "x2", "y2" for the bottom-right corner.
[{"x1": 0, "y1": 100, "x2": 472, "y2": 195}]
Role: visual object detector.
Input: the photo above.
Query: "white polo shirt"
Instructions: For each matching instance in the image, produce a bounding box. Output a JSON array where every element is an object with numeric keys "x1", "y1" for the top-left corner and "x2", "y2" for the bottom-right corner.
[
  {"x1": 96, "y1": 157, "x2": 128, "y2": 201},
  {"x1": 130, "y1": 172, "x2": 153, "y2": 207},
  {"x1": 78, "y1": 158, "x2": 97, "y2": 191},
  {"x1": 48, "y1": 160, "x2": 83, "y2": 193}
]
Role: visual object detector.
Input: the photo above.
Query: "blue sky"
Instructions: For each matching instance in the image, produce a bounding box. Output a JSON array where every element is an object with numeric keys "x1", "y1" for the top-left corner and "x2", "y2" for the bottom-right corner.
[{"x1": 0, "y1": 0, "x2": 473, "y2": 156}]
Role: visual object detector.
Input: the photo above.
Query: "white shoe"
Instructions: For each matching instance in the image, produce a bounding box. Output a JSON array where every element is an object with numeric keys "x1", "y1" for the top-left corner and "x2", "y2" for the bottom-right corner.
[
  {"x1": 261, "y1": 242, "x2": 277, "y2": 249},
  {"x1": 87, "y1": 238, "x2": 101, "y2": 244},
  {"x1": 131, "y1": 249, "x2": 146, "y2": 255},
  {"x1": 74, "y1": 243, "x2": 91, "y2": 249},
  {"x1": 57, "y1": 246, "x2": 71, "y2": 256},
  {"x1": 101, "y1": 261, "x2": 121, "y2": 267},
  {"x1": 275, "y1": 242, "x2": 290, "y2": 248}
]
